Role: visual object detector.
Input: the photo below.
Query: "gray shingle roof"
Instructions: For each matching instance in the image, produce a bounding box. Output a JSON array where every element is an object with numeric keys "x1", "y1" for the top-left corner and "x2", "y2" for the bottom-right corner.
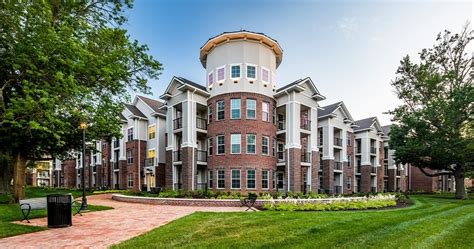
[
  {"x1": 175, "y1": 77, "x2": 207, "y2": 92},
  {"x1": 125, "y1": 104, "x2": 146, "y2": 119},
  {"x1": 354, "y1": 117, "x2": 377, "y2": 131},
  {"x1": 119, "y1": 113, "x2": 127, "y2": 122},
  {"x1": 137, "y1": 95, "x2": 166, "y2": 115},
  {"x1": 381, "y1": 125, "x2": 391, "y2": 136},
  {"x1": 318, "y1": 102, "x2": 342, "y2": 118},
  {"x1": 276, "y1": 78, "x2": 304, "y2": 92}
]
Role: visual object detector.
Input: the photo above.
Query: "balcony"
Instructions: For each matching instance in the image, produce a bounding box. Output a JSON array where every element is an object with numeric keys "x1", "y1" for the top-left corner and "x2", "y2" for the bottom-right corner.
[
  {"x1": 371, "y1": 167, "x2": 377, "y2": 174},
  {"x1": 113, "y1": 140, "x2": 119, "y2": 148},
  {"x1": 356, "y1": 165, "x2": 361, "y2": 173},
  {"x1": 384, "y1": 165, "x2": 389, "y2": 176},
  {"x1": 173, "y1": 117, "x2": 182, "y2": 130},
  {"x1": 197, "y1": 150, "x2": 207, "y2": 162},
  {"x1": 334, "y1": 161, "x2": 342, "y2": 171},
  {"x1": 319, "y1": 161, "x2": 323, "y2": 171},
  {"x1": 301, "y1": 152, "x2": 311, "y2": 163},
  {"x1": 370, "y1": 147, "x2": 377, "y2": 154},
  {"x1": 196, "y1": 117, "x2": 207, "y2": 130},
  {"x1": 277, "y1": 119, "x2": 286, "y2": 131},
  {"x1": 318, "y1": 139, "x2": 323, "y2": 146},
  {"x1": 396, "y1": 170, "x2": 401, "y2": 176},
  {"x1": 277, "y1": 151, "x2": 285, "y2": 162},
  {"x1": 173, "y1": 151, "x2": 181, "y2": 162},
  {"x1": 334, "y1": 185, "x2": 342, "y2": 194},
  {"x1": 92, "y1": 166, "x2": 96, "y2": 173},
  {"x1": 356, "y1": 147, "x2": 362, "y2": 154},
  {"x1": 371, "y1": 187, "x2": 377, "y2": 193},
  {"x1": 300, "y1": 120, "x2": 311, "y2": 131},
  {"x1": 334, "y1": 137, "x2": 343, "y2": 147},
  {"x1": 355, "y1": 185, "x2": 361, "y2": 193},
  {"x1": 113, "y1": 162, "x2": 119, "y2": 170},
  {"x1": 145, "y1": 157, "x2": 155, "y2": 167}
]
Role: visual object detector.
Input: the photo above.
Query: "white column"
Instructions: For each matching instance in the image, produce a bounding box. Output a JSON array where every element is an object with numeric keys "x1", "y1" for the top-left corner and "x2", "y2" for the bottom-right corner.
[
  {"x1": 182, "y1": 99, "x2": 196, "y2": 148},
  {"x1": 310, "y1": 107, "x2": 318, "y2": 152},
  {"x1": 166, "y1": 106, "x2": 174, "y2": 151},
  {"x1": 322, "y1": 126, "x2": 334, "y2": 160},
  {"x1": 342, "y1": 129, "x2": 347, "y2": 162},
  {"x1": 361, "y1": 134, "x2": 371, "y2": 165}
]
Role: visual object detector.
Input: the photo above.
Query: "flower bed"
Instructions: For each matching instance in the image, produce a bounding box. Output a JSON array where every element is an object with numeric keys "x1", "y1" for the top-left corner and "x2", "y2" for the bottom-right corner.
[{"x1": 263, "y1": 197, "x2": 397, "y2": 211}]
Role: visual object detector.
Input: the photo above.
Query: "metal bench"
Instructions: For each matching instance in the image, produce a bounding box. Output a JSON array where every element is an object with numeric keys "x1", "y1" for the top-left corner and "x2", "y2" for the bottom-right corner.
[{"x1": 19, "y1": 193, "x2": 82, "y2": 223}]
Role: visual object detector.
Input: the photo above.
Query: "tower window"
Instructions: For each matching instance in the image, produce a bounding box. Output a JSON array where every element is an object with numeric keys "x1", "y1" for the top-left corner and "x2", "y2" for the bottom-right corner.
[
  {"x1": 208, "y1": 71, "x2": 214, "y2": 87},
  {"x1": 247, "y1": 65, "x2": 256, "y2": 79},
  {"x1": 261, "y1": 68, "x2": 269, "y2": 84},
  {"x1": 231, "y1": 65, "x2": 241, "y2": 79},
  {"x1": 231, "y1": 99, "x2": 241, "y2": 119},
  {"x1": 217, "y1": 66, "x2": 225, "y2": 82}
]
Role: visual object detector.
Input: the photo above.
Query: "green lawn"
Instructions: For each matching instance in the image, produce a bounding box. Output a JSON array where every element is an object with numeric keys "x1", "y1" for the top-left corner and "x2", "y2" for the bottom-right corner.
[
  {"x1": 114, "y1": 194, "x2": 474, "y2": 249},
  {"x1": 0, "y1": 187, "x2": 112, "y2": 239}
]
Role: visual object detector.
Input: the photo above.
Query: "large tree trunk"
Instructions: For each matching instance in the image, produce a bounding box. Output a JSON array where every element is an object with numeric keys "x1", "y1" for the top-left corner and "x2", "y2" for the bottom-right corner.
[
  {"x1": 454, "y1": 167, "x2": 467, "y2": 199},
  {"x1": 0, "y1": 161, "x2": 12, "y2": 194},
  {"x1": 12, "y1": 151, "x2": 27, "y2": 203}
]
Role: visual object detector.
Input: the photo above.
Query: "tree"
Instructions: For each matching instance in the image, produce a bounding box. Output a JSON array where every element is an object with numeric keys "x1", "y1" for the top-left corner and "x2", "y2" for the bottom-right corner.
[
  {"x1": 390, "y1": 26, "x2": 474, "y2": 199},
  {"x1": 0, "y1": 1, "x2": 162, "y2": 202}
]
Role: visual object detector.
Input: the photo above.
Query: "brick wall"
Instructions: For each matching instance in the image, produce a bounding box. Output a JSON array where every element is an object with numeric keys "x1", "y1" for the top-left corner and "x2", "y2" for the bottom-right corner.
[
  {"x1": 409, "y1": 166, "x2": 438, "y2": 192},
  {"x1": 360, "y1": 165, "x2": 372, "y2": 193},
  {"x1": 125, "y1": 140, "x2": 147, "y2": 191},
  {"x1": 311, "y1": 151, "x2": 320, "y2": 192},
  {"x1": 322, "y1": 159, "x2": 334, "y2": 194},
  {"x1": 62, "y1": 159, "x2": 76, "y2": 188},
  {"x1": 344, "y1": 132, "x2": 355, "y2": 194}
]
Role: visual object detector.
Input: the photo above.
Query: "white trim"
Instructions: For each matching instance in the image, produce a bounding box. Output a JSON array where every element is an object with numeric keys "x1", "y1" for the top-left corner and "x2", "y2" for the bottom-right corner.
[
  {"x1": 217, "y1": 169, "x2": 225, "y2": 189},
  {"x1": 230, "y1": 63, "x2": 242, "y2": 80},
  {"x1": 230, "y1": 134, "x2": 241, "y2": 154},
  {"x1": 216, "y1": 65, "x2": 226, "y2": 83},
  {"x1": 216, "y1": 135, "x2": 225, "y2": 155},
  {"x1": 262, "y1": 136, "x2": 270, "y2": 155},
  {"x1": 245, "y1": 63, "x2": 257, "y2": 80},
  {"x1": 246, "y1": 169, "x2": 256, "y2": 190},
  {"x1": 261, "y1": 66, "x2": 270, "y2": 84},
  {"x1": 246, "y1": 134, "x2": 257, "y2": 154},
  {"x1": 230, "y1": 98, "x2": 242, "y2": 119},
  {"x1": 207, "y1": 71, "x2": 214, "y2": 88},
  {"x1": 262, "y1": 169, "x2": 270, "y2": 190}
]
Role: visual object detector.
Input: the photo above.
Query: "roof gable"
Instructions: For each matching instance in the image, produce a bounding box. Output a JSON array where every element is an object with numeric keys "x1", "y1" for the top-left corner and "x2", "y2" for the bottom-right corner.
[
  {"x1": 134, "y1": 95, "x2": 166, "y2": 116},
  {"x1": 318, "y1": 101, "x2": 354, "y2": 122},
  {"x1": 160, "y1": 76, "x2": 209, "y2": 100},
  {"x1": 274, "y1": 77, "x2": 325, "y2": 100}
]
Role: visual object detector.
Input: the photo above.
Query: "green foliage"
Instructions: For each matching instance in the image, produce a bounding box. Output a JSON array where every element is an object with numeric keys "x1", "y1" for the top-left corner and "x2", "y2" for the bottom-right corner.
[
  {"x1": 0, "y1": 1, "x2": 162, "y2": 200},
  {"x1": 263, "y1": 199, "x2": 397, "y2": 211},
  {"x1": 389, "y1": 26, "x2": 474, "y2": 199}
]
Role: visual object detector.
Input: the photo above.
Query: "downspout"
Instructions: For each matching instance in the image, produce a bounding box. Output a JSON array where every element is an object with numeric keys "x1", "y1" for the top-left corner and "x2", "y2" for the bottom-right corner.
[
  {"x1": 285, "y1": 90, "x2": 291, "y2": 193},
  {"x1": 137, "y1": 118, "x2": 141, "y2": 191},
  {"x1": 191, "y1": 88, "x2": 197, "y2": 191}
]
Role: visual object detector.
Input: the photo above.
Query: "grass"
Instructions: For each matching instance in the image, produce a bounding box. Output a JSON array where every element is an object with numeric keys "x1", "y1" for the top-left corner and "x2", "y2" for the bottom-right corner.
[
  {"x1": 0, "y1": 187, "x2": 112, "y2": 239},
  {"x1": 114, "y1": 193, "x2": 474, "y2": 249}
]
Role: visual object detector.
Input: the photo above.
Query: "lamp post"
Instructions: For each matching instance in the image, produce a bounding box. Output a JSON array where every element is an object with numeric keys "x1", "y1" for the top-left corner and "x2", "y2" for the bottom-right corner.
[{"x1": 79, "y1": 122, "x2": 88, "y2": 210}]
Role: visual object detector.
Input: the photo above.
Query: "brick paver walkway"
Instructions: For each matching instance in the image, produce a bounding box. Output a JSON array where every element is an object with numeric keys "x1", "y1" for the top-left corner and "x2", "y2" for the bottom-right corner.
[{"x1": 0, "y1": 194, "x2": 246, "y2": 248}]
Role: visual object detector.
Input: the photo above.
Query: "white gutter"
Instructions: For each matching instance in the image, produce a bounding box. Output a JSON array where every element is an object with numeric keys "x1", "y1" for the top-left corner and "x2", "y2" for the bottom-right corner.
[
  {"x1": 191, "y1": 88, "x2": 197, "y2": 191},
  {"x1": 137, "y1": 118, "x2": 141, "y2": 191},
  {"x1": 285, "y1": 90, "x2": 291, "y2": 193}
]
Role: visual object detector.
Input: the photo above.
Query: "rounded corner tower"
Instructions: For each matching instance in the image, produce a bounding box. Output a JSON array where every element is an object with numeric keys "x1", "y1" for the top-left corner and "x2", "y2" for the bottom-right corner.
[{"x1": 200, "y1": 30, "x2": 284, "y2": 193}]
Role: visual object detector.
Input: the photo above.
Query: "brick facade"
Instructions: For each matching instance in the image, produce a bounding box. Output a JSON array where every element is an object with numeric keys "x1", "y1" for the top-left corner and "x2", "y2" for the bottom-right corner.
[{"x1": 409, "y1": 166, "x2": 438, "y2": 192}]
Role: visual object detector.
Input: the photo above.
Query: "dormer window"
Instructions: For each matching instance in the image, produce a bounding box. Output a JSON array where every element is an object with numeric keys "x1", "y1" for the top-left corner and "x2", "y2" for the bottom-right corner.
[
  {"x1": 261, "y1": 67, "x2": 269, "y2": 84},
  {"x1": 231, "y1": 64, "x2": 241, "y2": 79},
  {"x1": 208, "y1": 71, "x2": 214, "y2": 87},
  {"x1": 217, "y1": 66, "x2": 225, "y2": 82}
]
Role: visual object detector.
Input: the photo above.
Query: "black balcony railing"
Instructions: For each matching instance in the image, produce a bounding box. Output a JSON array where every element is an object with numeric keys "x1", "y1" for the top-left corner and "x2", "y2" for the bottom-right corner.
[
  {"x1": 334, "y1": 137, "x2": 343, "y2": 147},
  {"x1": 370, "y1": 147, "x2": 377, "y2": 154},
  {"x1": 371, "y1": 187, "x2": 377, "y2": 193},
  {"x1": 173, "y1": 151, "x2": 181, "y2": 162},
  {"x1": 92, "y1": 166, "x2": 97, "y2": 173},
  {"x1": 334, "y1": 161, "x2": 342, "y2": 171},
  {"x1": 196, "y1": 117, "x2": 207, "y2": 130},
  {"x1": 197, "y1": 150, "x2": 207, "y2": 162},
  {"x1": 174, "y1": 183, "x2": 182, "y2": 190},
  {"x1": 278, "y1": 119, "x2": 286, "y2": 131},
  {"x1": 356, "y1": 165, "x2": 361, "y2": 173},
  {"x1": 372, "y1": 167, "x2": 377, "y2": 174},
  {"x1": 384, "y1": 166, "x2": 389, "y2": 176},
  {"x1": 300, "y1": 120, "x2": 311, "y2": 131},
  {"x1": 196, "y1": 183, "x2": 208, "y2": 191},
  {"x1": 318, "y1": 139, "x2": 323, "y2": 146},
  {"x1": 356, "y1": 147, "x2": 362, "y2": 153},
  {"x1": 145, "y1": 157, "x2": 155, "y2": 167},
  {"x1": 113, "y1": 162, "x2": 119, "y2": 170},
  {"x1": 173, "y1": 117, "x2": 183, "y2": 130},
  {"x1": 319, "y1": 161, "x2": 323, "y2": 171},
  {"x1": 301, "y1": 152, "x2": 311, "y2": 163},
  {"x1": 113, "y1": 140, "x2": 119, "y2": 148},
  {"x1": 277, "y1": 151, "x2": 285, "y2": 162},
  {"x1": 334, "y1": 186, "x2": 342, "y2": 194}
]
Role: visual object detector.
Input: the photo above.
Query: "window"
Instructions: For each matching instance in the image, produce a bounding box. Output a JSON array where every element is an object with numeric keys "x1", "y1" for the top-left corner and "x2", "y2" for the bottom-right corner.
[
  {"x1": 262, "y1": 170, "x2": 269, "y2": 189},
  {"x1": 217, "y1": 170, "x2": 225, "y2": 189},
  {"x1": 261, "y1": 68, "x2": 269, "y2": 83},
  {"x1": 247, "y1": 169, "x2": 256, "y2": 189},
  {"x1": 127, "y1": 174, "x2": 133, "y2": 188},
  {"x1": 127, "y1": 127, "x2": 133, "y2": 141},
  {"x1": 148, "y1": 125, "x2": 156, "y2": 140},
  {"x1": 231, "y1": 99, "x2": 241, "y2": 119},
  {"x1": 246, "y1": 99, "x2": 256, "y2": 119},
  {"x1": 247, "y1": 134, "x2": 256, "y2": 154},
  {"x1": 148, "y1": 149, "x2": 155, "y2": 159},
  {"x1": 262, "y1": 102, "x2": 269, "y2": 122},
  {"x1": 127, "y1": 149, "x2": 133, "y2": 164},
  {"x1": 208, "y1": 71, "x2": 214, "y2": 87},
  {"x1": 347, "y1": 155, "x2": 352, "y2": 167},
  {"x1": 347, "y1": 176, "x2": 352, "y2": 189},
  {"x1": 247, "y1": 65, "x2": 256, "y2": 79},
  {"x1": 217, "y1": 135, "x2": 225, "y2": 154},
  {"x1": 262, "y1": 136, "x2": 269, "y2": 155},
  {"x1": 272, "y1": 138, "x2": 277, "y2": 157},
  {"x1": 231, "y1": 134, "x2": 241, "y2": 154},
  {"x1": 272, "y1": 107, "x2": 276, "y2": 124},
  {"x1": 217, "y1": 100, "x2": 225, "y2": 120},
  {"x1": 231, "y1": 64, "x2": 241, "y2": 78},
  {"x1": 217, "y1": 66, "x2": 225, "y2": 82},
  {"x1": 208, "y1": 105, "x2": 212, "y2": 124},
  {"x1": 208, "y1": 170, "x2": 213, "y2": 188},
  {"x1": 231, "y1": 169, "x2": 240, "y2": 189},
  {"x1": 347, "y1": 133, "x2": 351, "y2": 145},
  {"x1": 208, "y1": 138, "x2": 213, "y2": 156}
]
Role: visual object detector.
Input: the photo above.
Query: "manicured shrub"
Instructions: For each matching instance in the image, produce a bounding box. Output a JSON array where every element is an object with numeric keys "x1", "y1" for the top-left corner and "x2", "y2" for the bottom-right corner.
[{"x1": 263, "y1": 199, "x2": 397, "y2": 211}]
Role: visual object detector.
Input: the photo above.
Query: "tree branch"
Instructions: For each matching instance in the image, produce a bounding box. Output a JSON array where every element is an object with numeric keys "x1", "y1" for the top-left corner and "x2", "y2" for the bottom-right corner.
[{"x1": 418, "y1": 166, "x2": 453, "y2": 177}]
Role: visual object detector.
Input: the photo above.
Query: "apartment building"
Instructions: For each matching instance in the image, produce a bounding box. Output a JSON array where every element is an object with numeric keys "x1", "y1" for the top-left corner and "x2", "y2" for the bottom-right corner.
[{"x1": 382, "y1": 125, "x2": 408, "y2": 192}]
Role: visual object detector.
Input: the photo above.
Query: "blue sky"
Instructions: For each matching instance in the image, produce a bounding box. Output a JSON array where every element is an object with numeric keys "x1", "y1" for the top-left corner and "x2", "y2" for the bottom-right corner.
[{"x1": 124, "y1": 0, "x2": 472, "y2": 125}]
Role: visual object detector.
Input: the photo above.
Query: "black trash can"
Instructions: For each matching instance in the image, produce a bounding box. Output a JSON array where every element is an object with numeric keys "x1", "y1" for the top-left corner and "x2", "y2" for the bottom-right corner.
[{"x1": 47, "y1": 194, "x2": 72, "y2": 228}]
